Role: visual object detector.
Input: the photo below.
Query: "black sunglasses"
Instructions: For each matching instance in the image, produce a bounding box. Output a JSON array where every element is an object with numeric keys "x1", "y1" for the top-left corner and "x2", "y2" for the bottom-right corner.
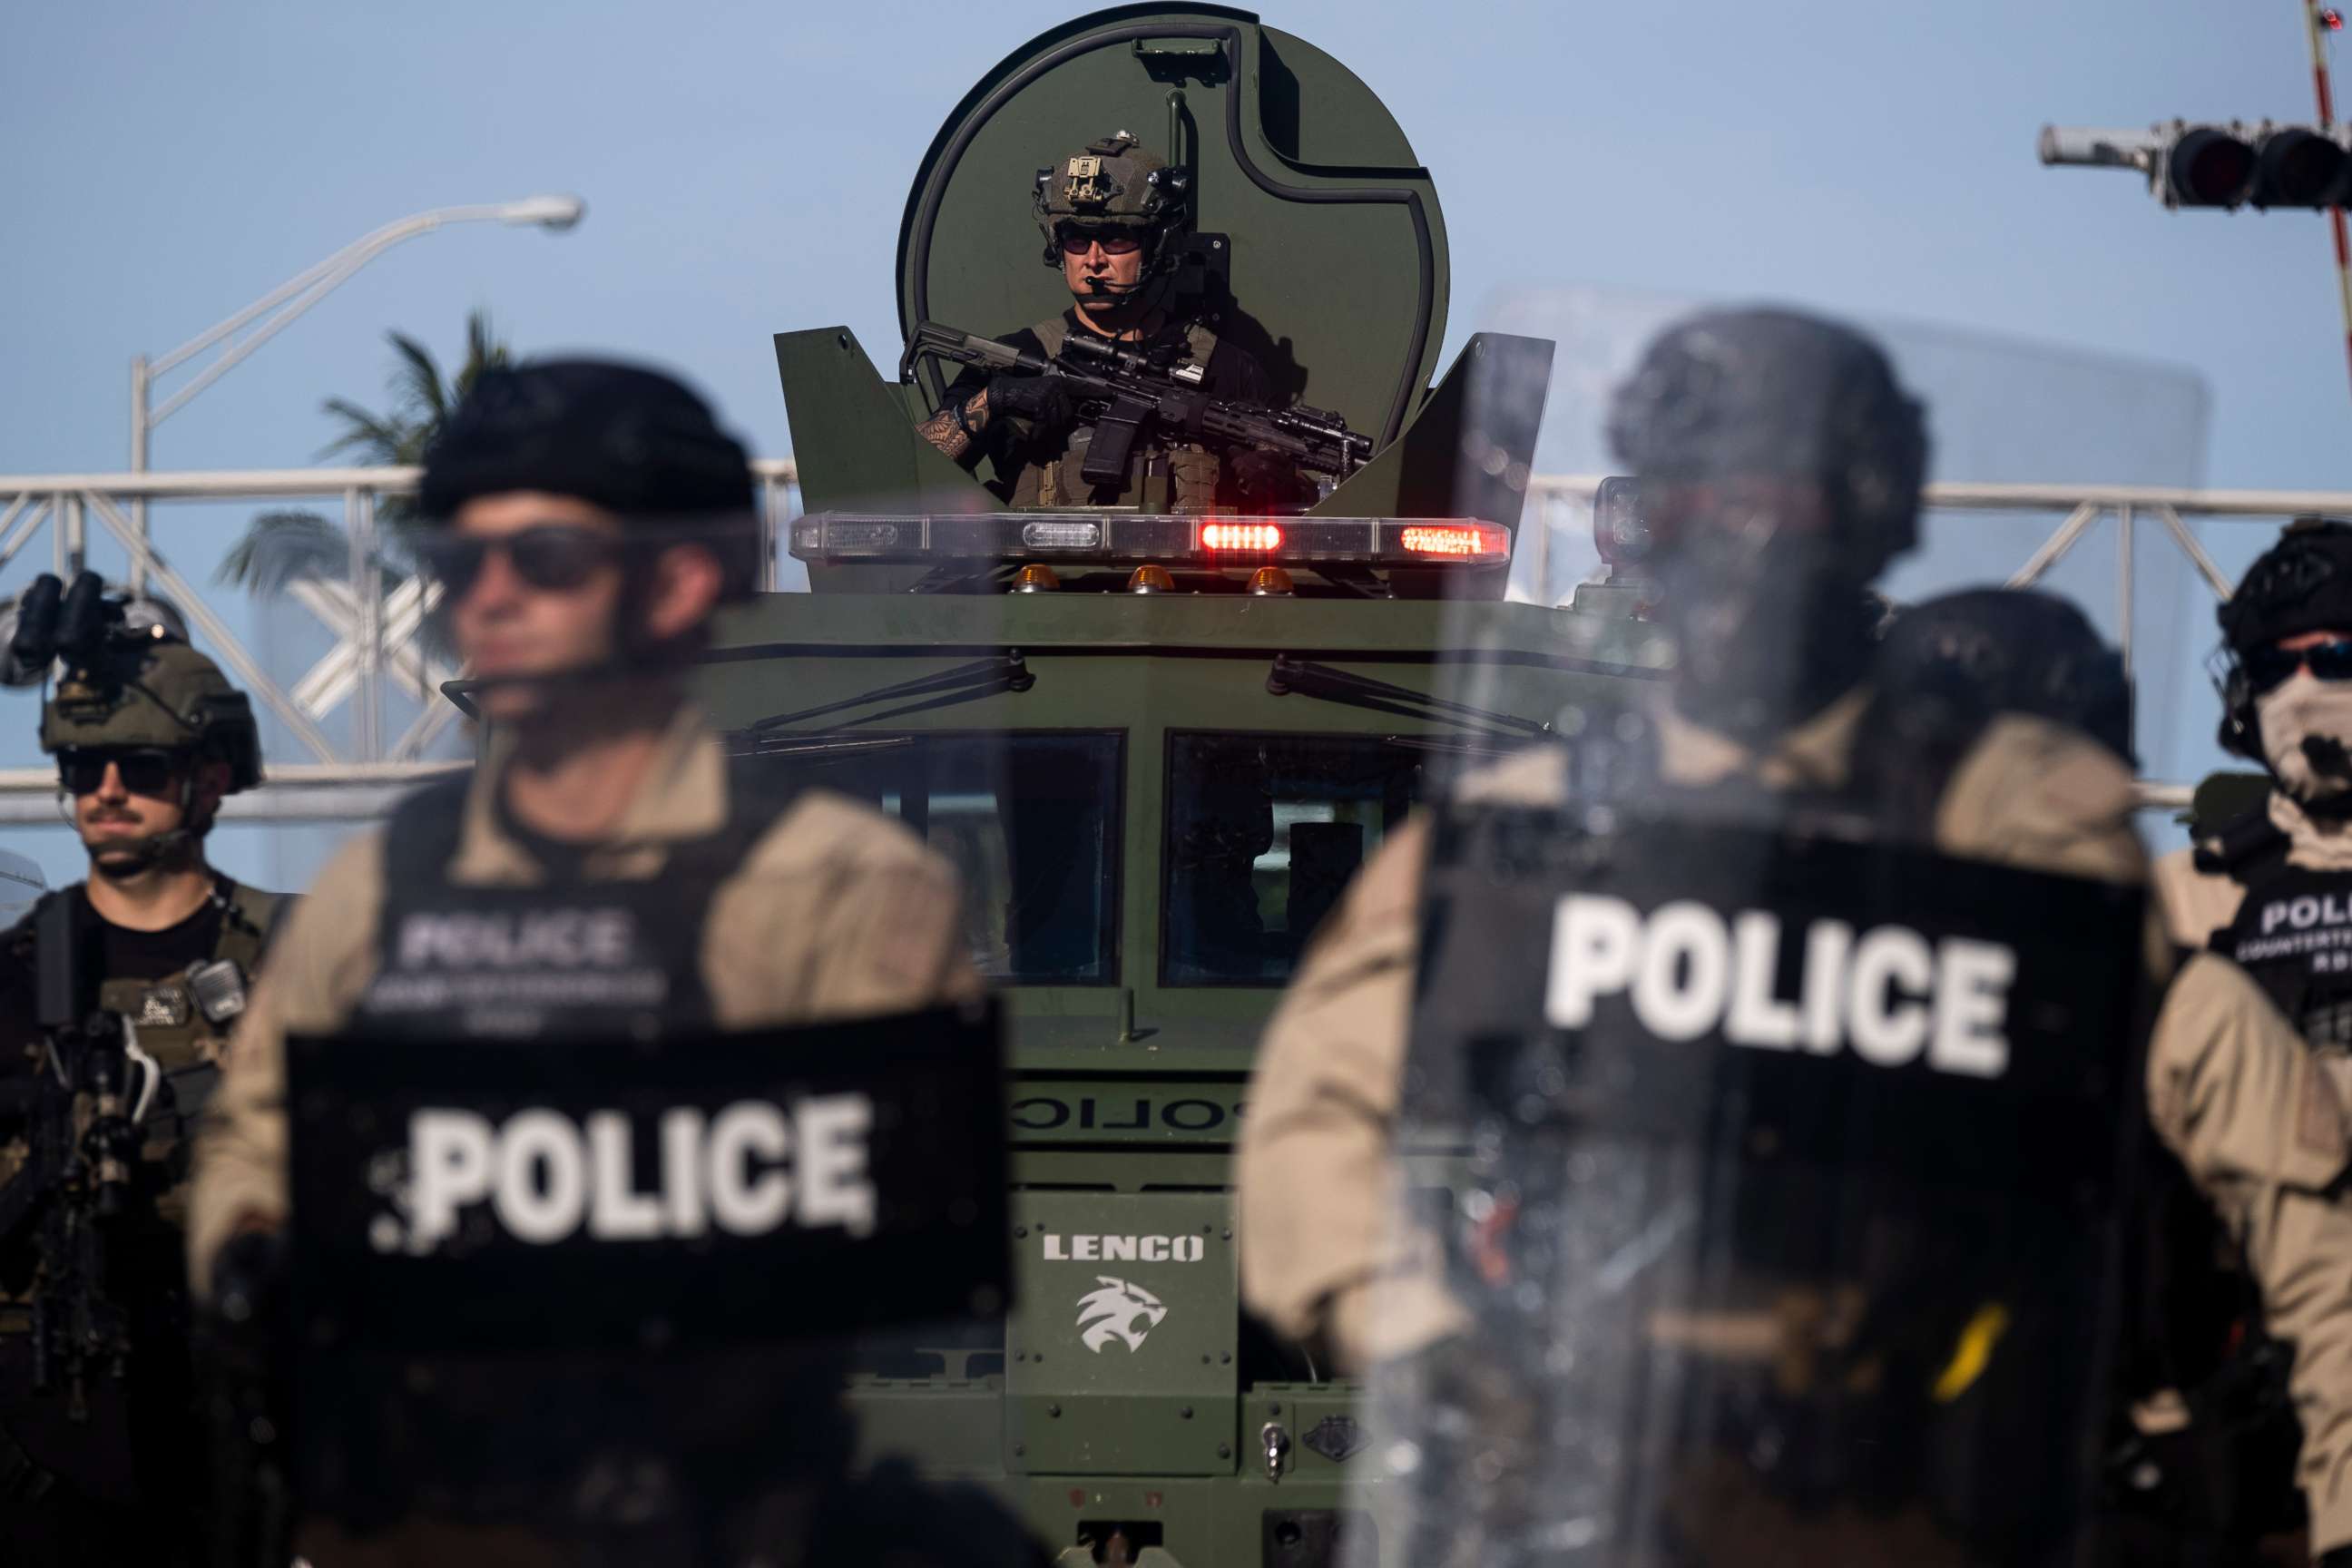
[
  {"x1": 415, "y1": 525, "x2": 625, "y2": 600},
  {"x1": 59, "y1": 747, "x2": 184, "y2": 799},
  {"x1": 1056, "y1": 225, "x2": 1142, "y2": 255},
  {"x1": 2243, "y1": 637, "x2": 2352, "y2": 695}
]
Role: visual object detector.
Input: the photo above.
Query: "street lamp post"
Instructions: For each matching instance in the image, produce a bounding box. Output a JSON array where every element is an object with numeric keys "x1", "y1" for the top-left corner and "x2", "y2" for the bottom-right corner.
[{"x1": 125, "y1": 194, "x2": 585, "y2": 585}]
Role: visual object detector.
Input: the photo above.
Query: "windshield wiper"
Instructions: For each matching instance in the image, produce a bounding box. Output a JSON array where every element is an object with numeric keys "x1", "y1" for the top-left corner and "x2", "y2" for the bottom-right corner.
[
  {"x1": 1265, "y1": 655, "x2": 1552, "y2": 742},
  {"x1": 746, "y1": 653, "x2": 1034, "y2": 734}
]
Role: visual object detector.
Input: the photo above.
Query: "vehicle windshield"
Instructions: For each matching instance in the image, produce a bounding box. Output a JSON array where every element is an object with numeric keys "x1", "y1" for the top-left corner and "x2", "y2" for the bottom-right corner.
[
  {"x1": 1161, "y1": 731, "x2": 1467, "y2": 986},
  {"x1": 741, "y1": 730, "x2": 1122, "y2": 985}
]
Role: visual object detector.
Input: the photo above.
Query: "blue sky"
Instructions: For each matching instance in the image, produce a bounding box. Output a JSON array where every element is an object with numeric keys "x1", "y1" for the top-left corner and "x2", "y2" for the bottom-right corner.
[{"x1": 4, "y1": 0, "x2": 2349, "y2": 887}]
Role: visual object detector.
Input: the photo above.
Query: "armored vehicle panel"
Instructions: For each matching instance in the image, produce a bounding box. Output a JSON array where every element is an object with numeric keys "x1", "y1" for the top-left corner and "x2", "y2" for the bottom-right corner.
[
  {"x1": 742, "y1": 7, "x2": 1631, "y2": 1561},
  {"x1": 697, "y1": 590, "x2": 1665, "y2": 1564},
  {"x1": 897, "y1": 5, "x2": 1447, "y2": 446}
]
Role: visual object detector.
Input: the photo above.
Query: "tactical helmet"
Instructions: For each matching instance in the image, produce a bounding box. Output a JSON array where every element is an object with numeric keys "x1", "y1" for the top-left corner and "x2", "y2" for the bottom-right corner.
[
  {"x1": 1606, "y1": 307, "x2": 1928, "y2": 579},
  {"x1": 419, "y1": 357, "x2": 759, "y2": 600},
  {"x1": 1608, "y1": 309, "x2": 1929, "y2": 741},
  {"x1": 1031, "y1": 131, "x2": 1191, "y2": 274},
  {"x1": 2214, "y1": 516, "x2": 2352, "y2": 759},
  {"x1": 40, "y1": 638, "x2": 263, "y2": 793},
  {"x1": 1877, "y1": 587, "x2": 2133, "y2": 763}
]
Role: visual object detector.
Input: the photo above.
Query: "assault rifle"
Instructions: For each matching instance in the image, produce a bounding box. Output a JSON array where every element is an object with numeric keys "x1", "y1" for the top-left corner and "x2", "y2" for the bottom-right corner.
[
  {"x1": 0, "y1": 894, "x2": 148, "y2": 1422},
  {"x1": 902, "y1": 320, "x2": 1374, "y2": 492}
]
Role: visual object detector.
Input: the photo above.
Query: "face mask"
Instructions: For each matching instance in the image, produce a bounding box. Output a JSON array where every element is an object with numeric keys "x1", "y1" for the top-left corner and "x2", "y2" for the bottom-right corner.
[
  {"x1": 2257, "y1": 670, "x2": 2352, "y2": 801},
  {"x1": 1661, "y1": 529, "x2": 1876, "y2": 745}
]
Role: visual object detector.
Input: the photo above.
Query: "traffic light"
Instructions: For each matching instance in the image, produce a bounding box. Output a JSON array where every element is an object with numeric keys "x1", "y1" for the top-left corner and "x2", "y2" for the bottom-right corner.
[{"x1": 2040, "y1": 121, "x2": 2352, "y2": 210}]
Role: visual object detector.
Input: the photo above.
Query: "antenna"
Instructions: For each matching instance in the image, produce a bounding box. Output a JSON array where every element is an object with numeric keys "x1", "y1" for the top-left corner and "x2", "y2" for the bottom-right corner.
[{"x1": 2303, "y1": 1, "x2": 2352, "y2": 405}]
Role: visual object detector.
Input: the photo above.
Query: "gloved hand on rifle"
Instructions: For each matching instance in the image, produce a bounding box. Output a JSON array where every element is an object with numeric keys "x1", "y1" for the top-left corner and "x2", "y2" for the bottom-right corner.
[
  {"x1": 984, "y1": 372, "x2": 1075, "y2": 437},
  {"x1": 1228, "y1": 446, "x2": 1310, "y2": 510}
]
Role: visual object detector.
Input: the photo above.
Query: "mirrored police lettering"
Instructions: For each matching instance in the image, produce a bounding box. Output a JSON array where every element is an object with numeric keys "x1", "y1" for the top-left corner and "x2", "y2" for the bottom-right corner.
[
  {"x1": 397, "y1": 1093, "x2": 877, "y2": 1250},
  {"x1": 1545, "y1": 895, "x2": 2014, "y2": 1078}
]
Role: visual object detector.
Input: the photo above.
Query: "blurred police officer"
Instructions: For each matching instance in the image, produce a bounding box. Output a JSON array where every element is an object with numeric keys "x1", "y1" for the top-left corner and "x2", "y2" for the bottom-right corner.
[
  {"x1": 1236, "y1": 309, "x2": 2352, "y2": 1562},
  {"x1": 0, "y1": 609, "x2": 279, "y2": 1566},
  {"x1": 2141, "y1": 518, "x2": 2352, "y2": 1562},
  {"x1": 915, "y1": 130, "x2": 1300, "y2": 510},
  {"x1": 188, "y1": 358, "x2": 1009, "y2": 1565},
  {"x1": 1872, "y1": 585, "x2": 2134, "y2": 760}
]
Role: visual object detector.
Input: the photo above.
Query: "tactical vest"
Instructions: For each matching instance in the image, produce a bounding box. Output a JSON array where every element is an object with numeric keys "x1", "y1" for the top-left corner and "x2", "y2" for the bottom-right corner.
[
  {"x1": 1010, "y1": 313, "x2": 1223, "y2": 513},
  {"x1": 353, "y1": 766, "x2": 800, "y2": 1042},
  {"x1": 0, "y1": 877, "x2": 283, "y2": 1318},
  {"x1": 105, "y1": 881, "x2": 283, "y2": 1181},
  {"x1": 2208, "y1": 823, "x2": 2352, "y2": 1045}
]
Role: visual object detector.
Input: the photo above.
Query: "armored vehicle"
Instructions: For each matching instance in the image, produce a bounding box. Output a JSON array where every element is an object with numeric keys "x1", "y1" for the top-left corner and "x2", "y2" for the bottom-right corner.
[{"x1": 705, "y1": 8, "x2": 1665, "y2": 1562}]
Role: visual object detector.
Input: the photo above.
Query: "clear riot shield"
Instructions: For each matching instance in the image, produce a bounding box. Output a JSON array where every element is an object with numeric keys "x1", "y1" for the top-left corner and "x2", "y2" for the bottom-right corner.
[
  {"x1": 1377, "y1": 805, "x2": 2144, "y2": 1566},
  {"x1": 1322, "y1": 306, "x2": 2171, "y2": 1568}
]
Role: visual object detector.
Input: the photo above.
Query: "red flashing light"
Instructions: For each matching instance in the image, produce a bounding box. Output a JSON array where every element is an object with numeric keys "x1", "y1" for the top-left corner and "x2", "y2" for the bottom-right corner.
[
  {"x1": 1200, "y1": 521, "x2": 1283, "y2": 551},
  {"x1": 2326, "y1": 7, "x2": 2346, "y2": 31},
  {"x1": 1400, "y1": 523, "x2": 1504, "y2": 557}
]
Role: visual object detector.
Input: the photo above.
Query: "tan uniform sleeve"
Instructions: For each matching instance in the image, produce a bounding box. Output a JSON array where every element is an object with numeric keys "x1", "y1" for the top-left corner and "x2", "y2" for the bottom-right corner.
[
  {"x1": 2150, "y1": 952, "x2": 2352, "y2": 1552},
  {"x1": 1237, "y1": 813, "x2": 1467, "y2": 1372},
  {"x1": 187, "y1": 832, "x2": 384, "y2": 1299},
  {"x1": 704, "y1": 790, "x2": 984, "y2": 1027}
]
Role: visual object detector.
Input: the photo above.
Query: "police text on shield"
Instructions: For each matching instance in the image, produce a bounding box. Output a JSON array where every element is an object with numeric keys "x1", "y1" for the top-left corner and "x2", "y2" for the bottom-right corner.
[
  {"x1": 397, "y1": 1095, "x2": 877, "y2": 1250},
  {"x1": 1544, "y1": 896, "x2": 2014, "y2": 1077}
]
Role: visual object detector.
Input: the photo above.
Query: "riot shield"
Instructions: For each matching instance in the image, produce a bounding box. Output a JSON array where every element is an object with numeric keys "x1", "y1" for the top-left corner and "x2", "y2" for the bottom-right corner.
[
  {"x1": 284, "y1": 1001, "x2": 1007, "y2": 1562},
  {"x1": 1369, "y1": 803, "x2": 2144, "y2": 1566},
  {"x1": 1273, "y1": 307, "x2": 2203, "y2": 1568}
]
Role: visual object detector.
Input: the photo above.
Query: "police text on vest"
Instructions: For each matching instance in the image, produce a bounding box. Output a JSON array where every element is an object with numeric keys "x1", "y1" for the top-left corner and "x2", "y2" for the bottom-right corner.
[
  {"x1": 1544, "y1": 896, "x2": 2014, "y2": 1078},
  {"x1": 393, "y1": 1095, "x2": 877, "y2": 1251}
]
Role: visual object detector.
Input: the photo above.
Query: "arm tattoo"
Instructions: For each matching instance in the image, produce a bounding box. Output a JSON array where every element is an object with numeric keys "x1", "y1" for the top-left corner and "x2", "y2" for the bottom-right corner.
[{"x1": 918, "y1": 389, "x2": 991, "y2": 460}]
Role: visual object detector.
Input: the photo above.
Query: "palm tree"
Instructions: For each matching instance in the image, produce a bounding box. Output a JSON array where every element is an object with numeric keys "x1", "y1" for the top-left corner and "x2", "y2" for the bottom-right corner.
[{"x1": 218, "y1": 310, "x2": 510, "y2": 593}]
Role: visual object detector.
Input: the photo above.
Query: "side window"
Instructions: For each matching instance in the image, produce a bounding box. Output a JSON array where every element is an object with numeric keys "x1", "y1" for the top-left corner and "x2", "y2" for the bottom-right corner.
[{"x1": 743, "y1": 731, "x2": 1122, "y2": 985}]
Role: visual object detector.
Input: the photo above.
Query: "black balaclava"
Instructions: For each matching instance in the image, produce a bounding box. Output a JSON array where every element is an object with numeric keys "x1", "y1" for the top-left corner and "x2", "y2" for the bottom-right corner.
[{"x1": 1606, "y1": 309, "x2": 1928, "y2": 745}]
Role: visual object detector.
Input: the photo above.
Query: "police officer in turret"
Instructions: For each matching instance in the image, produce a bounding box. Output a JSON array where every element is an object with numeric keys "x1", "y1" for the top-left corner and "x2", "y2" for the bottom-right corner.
[
  {"x1": 0, "y1": 593, "x2": 282, "y2": 1566},
  {"x1": 1236, "y1": 309, "x2": 2352, "y2": 1564},
  {"x1": 914, "y1": 131, "x2": 1302, "y2": 511}
]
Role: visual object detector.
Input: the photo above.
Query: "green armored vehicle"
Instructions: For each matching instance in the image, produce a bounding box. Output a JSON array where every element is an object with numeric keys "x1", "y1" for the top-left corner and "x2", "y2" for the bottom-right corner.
[{"x1": 697, "y1": 9, "x2": 1666, "y2": 1562}]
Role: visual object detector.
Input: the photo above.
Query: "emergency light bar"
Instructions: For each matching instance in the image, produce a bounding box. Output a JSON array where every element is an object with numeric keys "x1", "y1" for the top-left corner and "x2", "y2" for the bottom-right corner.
[{"x1": 789, "y1": 513, "x2": 1510, "y2": 568}]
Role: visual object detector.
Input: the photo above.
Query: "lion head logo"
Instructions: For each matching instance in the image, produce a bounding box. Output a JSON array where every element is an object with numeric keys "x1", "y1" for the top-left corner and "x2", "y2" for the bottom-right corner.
[{"x1": 1074, "y1": 1276, "x2": 1169, "y2": 1353}]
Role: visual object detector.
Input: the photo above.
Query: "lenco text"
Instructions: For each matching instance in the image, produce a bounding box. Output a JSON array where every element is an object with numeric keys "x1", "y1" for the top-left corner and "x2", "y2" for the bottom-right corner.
[{"x1": 1042, "y1": 1232, "x2": 1208, "y2": 1263}]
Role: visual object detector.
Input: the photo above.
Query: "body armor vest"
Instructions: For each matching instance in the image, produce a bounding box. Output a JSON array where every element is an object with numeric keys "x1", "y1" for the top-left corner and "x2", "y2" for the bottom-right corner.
[
  {"x1": 1011, "y1": 314, "x2": 1222, "y2": 513},
  {"x1": 2212, "y1": 849, "x2": 2352, "y2": 1050},
  {"x1": 354, "y1": 765, "x2": 799, "y2": 1042},
  {"x1": 99, "y1": 881, "x2": 282, "y2": 1189},
  {"x1": 1, "y1": 877, "x2": 282, "y2": 1321}
]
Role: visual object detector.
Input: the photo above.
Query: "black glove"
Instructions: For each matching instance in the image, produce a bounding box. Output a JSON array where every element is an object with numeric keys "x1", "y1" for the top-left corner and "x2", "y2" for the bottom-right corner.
[
  {"x1": 1227, "y1": 446, "x2": 1307, "y2": 509},
  {"x1": 209, "y1": 1227, "x2": 288, "y2": 1344},
  {"x1": 2319, "y1": 1549, "x2": 2352, "y2": 1568},
  {"x1": 984, "y1": 372, "x2": 1074, "y2": 436}
]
